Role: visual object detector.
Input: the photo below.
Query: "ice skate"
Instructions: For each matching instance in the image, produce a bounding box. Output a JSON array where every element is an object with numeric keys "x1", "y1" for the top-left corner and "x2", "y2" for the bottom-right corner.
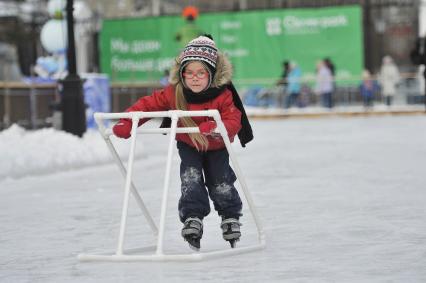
[
  {"x1": 221, "y1": 218, "x2": 241, "y2": 248},
  {"x1": 181, "y1": 217, "x2": 203, "y2": 251}
]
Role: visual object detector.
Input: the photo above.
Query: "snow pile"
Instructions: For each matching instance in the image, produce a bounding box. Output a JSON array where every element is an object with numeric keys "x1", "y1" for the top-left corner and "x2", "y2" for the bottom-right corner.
[{"x1": 0, "y1": 124, "x2": 139, "y2": 179}]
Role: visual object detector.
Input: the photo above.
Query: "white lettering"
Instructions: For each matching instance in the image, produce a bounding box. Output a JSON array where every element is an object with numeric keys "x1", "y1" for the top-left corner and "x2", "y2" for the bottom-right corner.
[
  {"x1": 223, "y1": 49, "x2": 249, "y2": 58},
  {"x1": 156, "y1": 57, "x2": 175, "y2": 71},
  {"x1": 220, "y1": 21, "x2": 242, "y2": 30},
  {"x1": 131, "y1": 40, "x2": 161, "y2": 54},
  {"x1": 221, "y1": 35, "x2": 238, "y2": 44},
  {"x1": 283, "y1": 15, "x2": 348, "y2": 30},
  {"x1": 266, "y1": 18, "x2": 282, "y2": 36},
  {"x1": 110, "y1": 38, "x2": 129, "y2": 53},
  {"x1": 111, "y1": 56, "x2": 155, "y2": 71},
  {"x1": 111, "y1": 39, "x2": 161, "y2": 54}
]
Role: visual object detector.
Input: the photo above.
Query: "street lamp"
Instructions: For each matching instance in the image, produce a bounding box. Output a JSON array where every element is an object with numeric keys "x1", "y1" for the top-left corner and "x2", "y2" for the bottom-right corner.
[{"x1": 59, "y1": 0, "x2": 86, "y2": 137}]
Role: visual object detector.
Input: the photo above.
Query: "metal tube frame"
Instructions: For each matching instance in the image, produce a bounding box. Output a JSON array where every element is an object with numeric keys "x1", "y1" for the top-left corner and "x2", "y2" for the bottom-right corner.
[{"x1": 78, "y1": 110, "x2": 265, "y2": 262}]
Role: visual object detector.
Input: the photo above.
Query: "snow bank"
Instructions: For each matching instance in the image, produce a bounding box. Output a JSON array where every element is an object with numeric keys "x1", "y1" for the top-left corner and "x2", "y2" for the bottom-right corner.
[{"x1": 0, "y1": 124, "x2": 137, "y2": 180}]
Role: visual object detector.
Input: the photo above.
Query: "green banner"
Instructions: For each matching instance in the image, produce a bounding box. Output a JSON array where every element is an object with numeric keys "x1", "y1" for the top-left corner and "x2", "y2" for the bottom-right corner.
[{"x1": 100, "y1": 5, "x2": 363, "y2": 86}]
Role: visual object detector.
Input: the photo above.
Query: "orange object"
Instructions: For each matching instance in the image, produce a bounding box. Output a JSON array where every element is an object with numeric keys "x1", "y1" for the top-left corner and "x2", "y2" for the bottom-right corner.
[{"x1": 182, "y1": 6, "x2": 199, "y2": 19}]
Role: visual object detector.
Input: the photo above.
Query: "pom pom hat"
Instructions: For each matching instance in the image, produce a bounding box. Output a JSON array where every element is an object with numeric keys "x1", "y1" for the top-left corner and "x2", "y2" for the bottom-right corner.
[
  {"x1": 182, "y1": 6, "x2": 199, "y2": 20},
  {"x1": 179, "y1": 35, "x2": 218, "y2": 90}
]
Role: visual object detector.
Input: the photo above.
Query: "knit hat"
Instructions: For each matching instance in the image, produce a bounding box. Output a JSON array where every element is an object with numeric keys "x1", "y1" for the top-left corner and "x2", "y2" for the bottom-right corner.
[
  {"x1": 179, "y1": 35, "x2": 218, "y2": 90},
  {"x1": 179, "y1": 35, "x2": 218, "y2": 69}
]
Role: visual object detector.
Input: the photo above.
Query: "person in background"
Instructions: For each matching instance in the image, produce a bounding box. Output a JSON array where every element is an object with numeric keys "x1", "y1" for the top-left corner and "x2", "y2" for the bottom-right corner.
[
  {"x1": 378, "y1": 56, "x2": 400, "y2": 107},
  {"x1": 324, "y1": 57, "x2": 336, "y2": 103},
  {"x1": 314, "y1": 60, "x2": 334, "y2": 109},
  {"x1": 256, "y1": 60, "x2": 291, "y2": 108},
  {"x1": 112, "y1": 35, "x2": 253, "y2": 251},
  {"x1": 284, "y1": 62, "x2": 302, "y2": 108},
  {"x1": 324, "y1": 57, "x2": 336, "y2": 77},
  {"x1": 275, "y1": 60, "x2": 290, "y2": 107},
  {"x1": 276, "y1": 60, "x2": 290, "y2": 87},
  {"x1": 159, "y1": 69, "x2": 170, "y2": 87},
  {"x1": 360, "y1": 70, "x2": 379, "y2": 110},
  {"x1": 175, "y1": 6, "x2": 204, "y2": 48}
]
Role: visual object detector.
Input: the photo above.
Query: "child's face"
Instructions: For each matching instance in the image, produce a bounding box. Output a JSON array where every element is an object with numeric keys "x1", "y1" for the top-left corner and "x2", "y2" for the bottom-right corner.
[{"x1": 183, "y1": 61, "x2": 209, "y2": 93}]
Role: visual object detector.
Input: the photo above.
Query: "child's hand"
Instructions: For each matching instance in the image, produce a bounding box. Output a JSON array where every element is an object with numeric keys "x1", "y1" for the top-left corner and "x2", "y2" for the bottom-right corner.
[
  {"x1": 113, "y1": 119, "x2": 132, "y2": 139},
  {"x1": 198, "y1": 121, "x2": 217, "y2": 135}
]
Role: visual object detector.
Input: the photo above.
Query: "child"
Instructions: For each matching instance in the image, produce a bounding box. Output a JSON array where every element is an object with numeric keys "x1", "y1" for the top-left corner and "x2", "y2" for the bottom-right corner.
[
  {"x1": 360, "y1": 70, "x2": 379, "y2": 110},
  {"x1": 112, "y1": 35, "x2": 253, "y2": 250}
]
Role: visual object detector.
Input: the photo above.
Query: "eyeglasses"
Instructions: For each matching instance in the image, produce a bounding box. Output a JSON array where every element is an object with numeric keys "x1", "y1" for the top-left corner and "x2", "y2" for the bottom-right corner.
[{"x1": 183, "y1": 70, "x2": 208, "y2": 79}]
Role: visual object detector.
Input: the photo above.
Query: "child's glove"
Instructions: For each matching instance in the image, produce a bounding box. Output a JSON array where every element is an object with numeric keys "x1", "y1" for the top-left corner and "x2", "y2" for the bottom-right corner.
[
  {"x1": 113, "y1": 119, "x2": 132, "y2": 139},
  {"x1": 198, "y1": 120, "x2": 217, "y2": 135}
]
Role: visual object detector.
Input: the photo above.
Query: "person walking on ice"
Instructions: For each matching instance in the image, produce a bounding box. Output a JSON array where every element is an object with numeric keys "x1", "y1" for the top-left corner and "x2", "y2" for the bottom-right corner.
[{"x1": 112, "y1": 35, "x2": 253, "y2": 250}]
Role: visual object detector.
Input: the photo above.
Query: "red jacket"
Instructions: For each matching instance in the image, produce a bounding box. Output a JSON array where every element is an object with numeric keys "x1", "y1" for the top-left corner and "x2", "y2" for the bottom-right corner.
[{"x1": 125, "y1": 85, "x2": 242, "y2": 151}]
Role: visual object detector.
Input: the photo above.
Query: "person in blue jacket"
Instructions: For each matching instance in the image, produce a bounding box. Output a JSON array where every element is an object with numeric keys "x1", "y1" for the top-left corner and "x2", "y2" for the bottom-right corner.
[
  {"x1": 360, "y1": 70, "x2": 379, "y2": 109},
  {"x1": 284, "y1": 62, "x2": 302, "y2": 108}
]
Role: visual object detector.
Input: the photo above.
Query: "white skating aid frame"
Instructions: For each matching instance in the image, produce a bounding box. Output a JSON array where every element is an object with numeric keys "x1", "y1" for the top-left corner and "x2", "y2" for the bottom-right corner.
[{"x1": 78, "y1": 110, "x2": 265, "y2": 262}]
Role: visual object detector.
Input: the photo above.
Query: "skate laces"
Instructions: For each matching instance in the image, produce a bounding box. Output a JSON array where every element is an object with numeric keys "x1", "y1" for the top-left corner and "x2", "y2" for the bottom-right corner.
[
  {"x1": 182, "y1": 217, "x2": 203, "y2": 237},
  {"x1": 221, "y1": 218, "x2": 242, "y2": 231}
]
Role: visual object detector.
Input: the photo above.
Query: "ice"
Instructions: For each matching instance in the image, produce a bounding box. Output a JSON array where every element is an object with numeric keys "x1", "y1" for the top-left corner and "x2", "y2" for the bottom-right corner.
[{"x1": 1, "y1": 115, "x2": 426, "y2": 282}]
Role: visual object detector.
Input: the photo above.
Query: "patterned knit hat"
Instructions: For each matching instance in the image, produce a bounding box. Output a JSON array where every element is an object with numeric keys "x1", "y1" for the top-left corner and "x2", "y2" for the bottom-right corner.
[
  {"x1": 179, "y1": 35, "x2": 218, "y2": 70},
  {"x1": 179, "y1": 35, "x2": 218, "y2": 90}
]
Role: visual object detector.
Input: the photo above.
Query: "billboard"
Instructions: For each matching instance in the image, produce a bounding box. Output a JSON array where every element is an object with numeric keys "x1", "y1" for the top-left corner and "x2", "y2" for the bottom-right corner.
[{"x1": 100, "y1": 5, "x2": 363, "y2": 86}]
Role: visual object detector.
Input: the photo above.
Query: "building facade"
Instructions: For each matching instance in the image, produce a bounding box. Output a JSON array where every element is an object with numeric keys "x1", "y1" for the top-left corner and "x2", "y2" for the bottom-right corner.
[{"x1": 0, "y1": 0, "x2": 421, "y2": 78}]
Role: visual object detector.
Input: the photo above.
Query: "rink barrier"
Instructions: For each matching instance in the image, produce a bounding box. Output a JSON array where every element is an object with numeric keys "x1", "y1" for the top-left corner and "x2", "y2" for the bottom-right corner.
[{"x1": 78, "y1": 110, "x2": 265, "y2": 262}]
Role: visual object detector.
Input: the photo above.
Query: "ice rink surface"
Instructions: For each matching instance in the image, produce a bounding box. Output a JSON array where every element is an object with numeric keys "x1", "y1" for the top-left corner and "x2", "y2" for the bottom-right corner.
[{"x1": 1, "y1": 115, "x2": 426, "y2": 282}]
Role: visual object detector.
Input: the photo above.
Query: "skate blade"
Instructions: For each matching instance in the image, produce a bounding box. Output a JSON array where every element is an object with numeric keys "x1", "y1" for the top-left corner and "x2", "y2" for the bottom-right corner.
[
  {"x1": 229, "y1": 239, "x2": 239, "y2": 248},
  {"x1": 188, "y1": 243, "x2": 200, "y2": 252},
  {"x1": 184, "y1": 237, "x2": 201, "y2": 251}
]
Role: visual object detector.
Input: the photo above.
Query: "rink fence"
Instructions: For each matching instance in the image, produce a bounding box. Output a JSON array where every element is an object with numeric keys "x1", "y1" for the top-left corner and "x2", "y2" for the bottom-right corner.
[{"x1": 0, "y1": 74, "x2": 424, "y2": 130}]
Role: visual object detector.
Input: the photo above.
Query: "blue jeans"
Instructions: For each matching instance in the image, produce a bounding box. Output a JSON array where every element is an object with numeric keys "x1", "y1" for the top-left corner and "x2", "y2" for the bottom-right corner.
[
  {"x1": 285, "y1": 92, "x2": 300, "y2": 108},
  {"x1": 177, "y1": 142, "x2": 242, "y2": 222}
]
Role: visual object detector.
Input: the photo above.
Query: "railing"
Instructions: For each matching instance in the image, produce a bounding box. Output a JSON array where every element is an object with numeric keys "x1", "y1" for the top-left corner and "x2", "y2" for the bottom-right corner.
[
  {"x1": 0, "y1": 82, "x2": 58, "y2": 130},
  {"x1": 237, "y1": 72, "x2": 425, "y2": 109},
  {"x1": 0, "y1": 74, "x2": 424, "y2": 130},
  {"x1": 0, "y1": 82, "x2": 161, "y2": 130}
]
